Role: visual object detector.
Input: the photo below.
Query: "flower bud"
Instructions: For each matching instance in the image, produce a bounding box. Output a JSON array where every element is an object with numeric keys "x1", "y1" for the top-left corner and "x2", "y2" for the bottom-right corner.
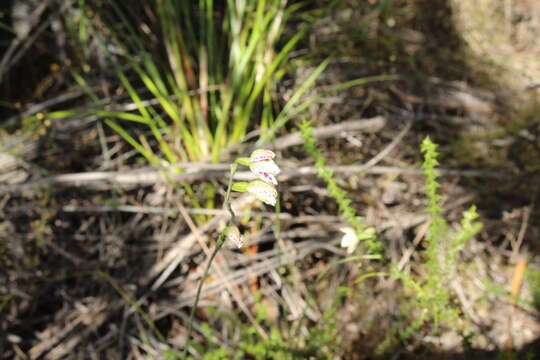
[{"x1": 226, "y1": 226, "x2": 244, "y2": 248}]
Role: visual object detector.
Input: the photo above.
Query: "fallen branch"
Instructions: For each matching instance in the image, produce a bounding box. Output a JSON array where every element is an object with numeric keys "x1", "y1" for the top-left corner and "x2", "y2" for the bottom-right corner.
[
  {"x1": 0, "y1": 116, "x2": 386, "y2": 192},
  {"x1": 0, "y1": 164, "x2": 511, "y2": 195}
]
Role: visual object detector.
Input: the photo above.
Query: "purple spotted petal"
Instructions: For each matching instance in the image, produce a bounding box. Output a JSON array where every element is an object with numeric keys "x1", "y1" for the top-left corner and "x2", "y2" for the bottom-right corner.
[
  {"x1": 256, "y1": 171, "x2": 277, "y2": 185},
  {"x1": 250, "y1": 149, "x2": 275, "y2": 163}
]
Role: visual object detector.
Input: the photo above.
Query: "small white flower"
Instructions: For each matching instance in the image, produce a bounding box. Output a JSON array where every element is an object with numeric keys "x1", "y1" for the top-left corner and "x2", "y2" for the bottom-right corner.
[
  {"x1": 249, "y1": 149, "x2": 281, "y2": 185},
  {"x1": 340, "y1": 227, "x2": 359, "y2": 254},
  {"x1": 247, "y1": 180, "x2": 278, "y2": 206}
]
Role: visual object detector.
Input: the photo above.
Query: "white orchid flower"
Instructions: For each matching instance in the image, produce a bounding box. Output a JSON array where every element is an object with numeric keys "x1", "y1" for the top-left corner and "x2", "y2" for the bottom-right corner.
[
  {"x1": 247, "y1": 180, "x2": 278, "y2": 206},
  {"x1": 249, "y1": 149, "x2": 281, "y2": 185},
  {"x1": 340, "y1": 227, "x2": 359, "y2": 254},
  {"x1": 249, "y1": 160, "x2": 280, "y2": 185}
]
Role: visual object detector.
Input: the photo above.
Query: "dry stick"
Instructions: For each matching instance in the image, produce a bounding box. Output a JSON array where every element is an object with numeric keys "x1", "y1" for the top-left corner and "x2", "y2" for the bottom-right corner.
[
  {"x1": 210, "y1": 116, "x2": 386, "y2": 161},
  {"x1": 396, "y1": 221, "x2": 430, "y2": 272},
  {"x1": 0, "y1": 164, "x2": 511, "y2": 195},
  {"x1": 450, "y1": 278, "x2": 481, "y2": 324},
  {"x1": 51, "y1": 204, "x2": 291, "y2": 219},
  {"x1": 0, "y1": 116, "x2": 384, "y2": 191},
  {"x1": 282, "y1": 165, "x2": 509, "y2": 179},
  {"x1": 0, "y1": 115, "x2": 512, "y2": 194},
  {"x1": 354, "y1": 119, "x2": 412, "y2": 172},
  {"x1": 506, "y1": 257, "x2": 528, "y2": 353},
  {"x1": 144, "y1": 194, "x2": 253, "y2": 289},
  {"x1": 512, "y1": 202, "x2": 534, "y2": 260},
  {"x1": 272, "y1": 115, "x2": 386, "y2": 149}
]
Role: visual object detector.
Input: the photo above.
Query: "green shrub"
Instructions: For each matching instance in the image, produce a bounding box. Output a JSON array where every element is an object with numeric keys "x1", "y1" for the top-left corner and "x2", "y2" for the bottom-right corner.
[{"x1": 379, "y1": 137, "x2": 482, "y2": 353}]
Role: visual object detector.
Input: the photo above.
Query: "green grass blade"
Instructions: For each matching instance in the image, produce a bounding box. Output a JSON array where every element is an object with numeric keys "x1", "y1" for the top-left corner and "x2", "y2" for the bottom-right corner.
[
  {"x1": 316, "y1": 255, "x2": 383, "y2": 283},
  {"x1": 257, "y1": 58, "x2": 329, "y2": 144},
  {"x1": 105, "y1": 119, "x2": 158, "y2": 165}
]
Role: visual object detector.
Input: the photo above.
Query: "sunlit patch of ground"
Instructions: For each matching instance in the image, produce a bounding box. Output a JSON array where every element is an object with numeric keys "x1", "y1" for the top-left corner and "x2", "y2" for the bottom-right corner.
[{"x1": 451, "y1": 0, "x2": 540, "y2": 89}]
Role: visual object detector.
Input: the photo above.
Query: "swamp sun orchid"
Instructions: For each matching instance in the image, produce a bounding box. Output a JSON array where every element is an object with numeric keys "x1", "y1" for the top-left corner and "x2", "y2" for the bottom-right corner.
[
  {"x1": 232, "y1": 149, "x2": 280, "y2": 207},
  {"x1": 249, "y1": 159, "x2": 280, "y2": 185},
  {"x1": 249, "y1": 149, "x2": 281, "y2": 185},
  {"x1": 235, "y1": 149, "x2": 281, "y2": 185}
]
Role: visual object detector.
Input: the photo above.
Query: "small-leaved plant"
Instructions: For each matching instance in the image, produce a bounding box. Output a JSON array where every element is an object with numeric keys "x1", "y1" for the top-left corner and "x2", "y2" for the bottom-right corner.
[
  {"x1": 379, "y1": 136, "x2": 482, "y2": 353},
  {"x1": 298, "y1": 119, "x2": 381, "y2": 254}
]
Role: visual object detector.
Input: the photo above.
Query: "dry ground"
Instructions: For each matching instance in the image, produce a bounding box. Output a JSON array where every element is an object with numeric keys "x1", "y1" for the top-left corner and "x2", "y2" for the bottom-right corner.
[{"x1": 2, "y1": 0, "x2": 540, "y2": 359}]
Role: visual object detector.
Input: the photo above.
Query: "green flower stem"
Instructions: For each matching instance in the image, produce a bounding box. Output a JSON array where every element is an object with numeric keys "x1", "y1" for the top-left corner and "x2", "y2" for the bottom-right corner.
[
  {"x1": 182, "y1": 163, "x2": 237, "y2": 359},
  {"x1": 183, "y1": 233, "x2": 226, "y2": 359},
  {"x1": 225, "y1": 163, "x2": 237, "y2": 222},
  {"x1": 274, "y1": 198, "x2": 281, "y2": 244}
]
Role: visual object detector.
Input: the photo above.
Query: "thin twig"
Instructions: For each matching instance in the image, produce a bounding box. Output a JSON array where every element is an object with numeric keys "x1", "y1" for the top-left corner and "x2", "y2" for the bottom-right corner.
[
  {"x1": 6, "y1": 203, "x2": 292, "y2": 219},
  {"x1": 163, "y1": 239, "x2": 342, "y2": 312},
  {"x1": 272, "y1": 116, "x2": 386, "y2": 149},
  {"x1": 354, "y1": 119, "x2": 412, "y2": 172},
  {"x1": 512, "y1": 205, "x2": 533, "y2": 259}
]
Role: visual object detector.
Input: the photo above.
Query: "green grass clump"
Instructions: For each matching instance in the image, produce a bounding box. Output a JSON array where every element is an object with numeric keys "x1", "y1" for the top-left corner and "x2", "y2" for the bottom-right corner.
[
  {"x1": 47, "y1": 0, "x2": 341, "y2": 221},
  {"x1": 61, "y1": 0, "x2": 336, "y2": 166}
]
